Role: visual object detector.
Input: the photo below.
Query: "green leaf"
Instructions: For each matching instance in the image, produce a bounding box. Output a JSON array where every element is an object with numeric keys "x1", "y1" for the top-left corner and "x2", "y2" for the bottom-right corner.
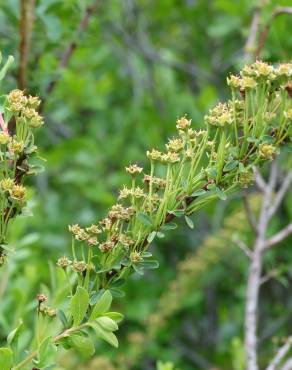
[
  {"x1": 0, "y1": 347, "x2": 13, "y2": 370},
  {"x1": 156, "y1": 231, "x2": 165, "y2": 238},
  {"x1": 139, "y1": 260, "x2": 159, "y2": 269},
  {"x1": 147, "y1": 231, "x2": 157, "y2": 243},
  {"x1": 57, "y1": 309, "x2": 68, "y2": 329},
  {"x1": 161, "y1": 222, "x2": 177, "y2": 231},
  {"x1": 0, "y1": 243, "x2": 15, "y2": 252},
  {"x1": 215, "y1": 187, "x2": 227, "y2": 200},
  {"x1": 132, "y1": 263, "x2": 144, "y2": 275},
  {"x1": 137, "y1": 212, "x2": 153, "y2": 227},
  {"x1": 191, "y1": 189, "x2": 207, "y2": 197},
  {"x1": 34, "y1": 336, "x2": 57, "y2": 368},
  {"x1": 168, "y1": 210, "x2": 184, "y2": 218},
  {"x1": 68, "y1": 334, "x2": 95, "y2": 359},
  {"x1": 96, "y1": 316, "x2": 118, "y2": 331},
  {"x1": 90, "y1": 290, "x2": 104, "y2": 306},
  {"x1": 109, "y1": 287, "x2": 125, "y2": 298},
  {"x1": 223, "y1": 160, "x2": 239, "y2": 172},
  {"x1": 70, "y1": 286, "x2": 89, "y2": 326},
  {"x1": 185, "y1": 215, "x2": 194, "y2": 229},
  {"x1": 27, "y1": 164, "x2": 45, "y2": 175},
  {"x1": 90, "y1": 290, "x2": 112, "y2": 320},
  {"x1": 104, "y1": 312, "x2": 124, "y2": 323},
  {"x1": 141, "y1": 251, "x2": 152, "y2": 257},
  {"x1": 7, "y1": 320, "x2": 23, "y2": 347},
  {"x1": 247, "y1": 136, "x2": 258, "y2": 143},
  {"x1": 88, "y1": 322, "x2": 119, "y2": 348},
  {"x1": 0, "y1": 55, "x2": 14, "y2": 82}
]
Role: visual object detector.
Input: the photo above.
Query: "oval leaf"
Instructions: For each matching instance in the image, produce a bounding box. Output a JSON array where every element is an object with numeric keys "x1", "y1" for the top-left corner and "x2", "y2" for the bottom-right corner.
[
  {"x1": 70, "y1": 286, "x2": 89, "y2": 326},
  {"x1": 96, "y1": 316, "x2": 118, "y2": 331},
  {"x1": 0, "y1": 347, "x2": 13, "y2": 370},
  {"x1": 90, "y1": 290, "x2": 112, "y2": 321}
]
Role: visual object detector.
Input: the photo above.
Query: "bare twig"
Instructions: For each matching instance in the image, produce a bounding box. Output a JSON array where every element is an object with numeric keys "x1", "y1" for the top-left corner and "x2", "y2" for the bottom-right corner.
[
  {"x1": 45, "y1": 1, "x2": 98, "y2": 97},
  {"x1": 280, "y1": 358, "x2": 292, "y2": 370},
  {"x1": 245, "y1": 161, "x2": 277, "y2": 370},
  {"x1": 107, "y1": 21, "x2": 208, "y2": 80},
  {"x1": 253, "y1": 166, "x2": 267, "y2": 192},
  {"x1": 266, "y1": 337, "x2": 292, "y2": 370},
  {"x1": 18, "y1": 0, "x2": 36, "y2": 90},
  {"x1": 264, "y1": 223, "x2": 292, "y2": 250},
  {"x1": 244, "y1": 7, "x2": 261, "y2": 61},
  {"x1": 256, "y1": 7, "x2": 292, "y2": 58},
  {"x1": 260, "y1": 268, "x2": 280, "y2": 285},
  {"x1": 233, "y1": 236, "x2": 252, "y2": 259},
  {"x1": 268, "y1": 171, "x2": 292, "y2": 218}
]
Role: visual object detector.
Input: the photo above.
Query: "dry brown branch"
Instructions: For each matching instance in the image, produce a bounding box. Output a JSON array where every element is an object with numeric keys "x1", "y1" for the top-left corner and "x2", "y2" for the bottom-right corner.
[
  {"x1": 256, "y1": 7, "x2": 292, "y2": 58},
  {"x1": 18, "y1": 0, "x2": 36, "y2": 90},
  {"x1": 45, "y1": 1, "x2": 98, "y2": 97}
]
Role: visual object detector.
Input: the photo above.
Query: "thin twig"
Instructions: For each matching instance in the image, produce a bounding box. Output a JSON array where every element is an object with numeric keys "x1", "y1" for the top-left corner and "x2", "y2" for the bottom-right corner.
[
  {"x1": 260, "y1": 268, "x2": 280, "y2": 285},
  {"x1": 280, "y1": 358, "x2": 292, "y2": 370},
  {"x1": 233, "y1": 237, "x2": 252, "y2": 259},
  {"x1": 45, "y1": 1, "x2": 98, "y2": 97},
  {"x1": 268, "y1": 171, "x2": 292, "y2": 218},
  {"x1": 244, "y1": 7, "x2": 261, "y2": 61},
  {"x1": 253, "y1": 166, "x2": 267, "y2": 192},
  {"x1": 256, "y1": 7, "x2": 292, "y2": 58},
  {"x1": 266, "y1": 337, "x2": 292, "y2": 370},
  {"x1": 264, "y1": 223, "x2": 292, "y2": 250}
]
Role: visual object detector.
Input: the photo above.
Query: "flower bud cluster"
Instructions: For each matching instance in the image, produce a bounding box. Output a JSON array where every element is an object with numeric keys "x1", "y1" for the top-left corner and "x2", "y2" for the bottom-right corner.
[
  {"x1": 7, "y1": 89, "x2": 43, "y2": 128},
  {"x1": 205, "y1": 102, "x2": 233, "y2": 127}
]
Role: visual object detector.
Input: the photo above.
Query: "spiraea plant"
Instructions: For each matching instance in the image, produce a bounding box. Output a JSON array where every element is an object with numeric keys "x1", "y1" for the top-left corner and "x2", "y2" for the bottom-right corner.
[
  {"x1": 0, "y1": 54, "x2": 44, "y2": 267},
  {"x1": 1, "y1": 61, "x2": 291, "y2": 369}
]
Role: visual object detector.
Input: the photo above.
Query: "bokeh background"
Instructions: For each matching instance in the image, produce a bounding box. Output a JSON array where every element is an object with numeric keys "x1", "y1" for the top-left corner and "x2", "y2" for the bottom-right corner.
[{"x1": 0, "y1": 0, "x2": 291, "y2": 369}]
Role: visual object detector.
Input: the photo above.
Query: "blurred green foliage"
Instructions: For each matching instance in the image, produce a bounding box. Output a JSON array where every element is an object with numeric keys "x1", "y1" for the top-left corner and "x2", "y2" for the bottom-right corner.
[{"x1": 0, "y1": 0, "x2": 291, "y2": 369}]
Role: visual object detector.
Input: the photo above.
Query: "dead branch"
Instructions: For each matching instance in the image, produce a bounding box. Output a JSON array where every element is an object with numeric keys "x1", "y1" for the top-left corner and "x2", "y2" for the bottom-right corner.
[{"x1": 18, "y1": 0, "x2": 36, "y2": 90}]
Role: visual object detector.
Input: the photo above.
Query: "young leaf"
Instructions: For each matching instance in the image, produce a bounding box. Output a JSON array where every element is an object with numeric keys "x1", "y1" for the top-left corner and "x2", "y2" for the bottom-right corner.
[
  {"x1": 223, "y1": 160, "x2": 238, "y2": 172},
  {"x1": 141, "y1": 251, "x2": 152, "y2": 257},
  {"x1": 90, "y1": 290, "x2": 104, "y2": 306},
  {"x1": 68, "y1": 334, "x2": 95, "y2": 359},
  {"x1": 137, "y1": 212, "x2": 153, "y2": 227},
  {"x1": 139, "y1": 260, "x2": 159, "y2": 269},
  {"x1": 161, "y1": 222, "x2": 177, "y2": 231},
  {"x1": 168, "y1": 210, "x2": 184, "y2": 218},
  {"x1": 109, "y1": 287, "x2": 125, "y2": 298},
  {"x1": 7, "y1": 320, "x2": 23, "y2": 347},
  {"x1": 104, "y1": 312, "x2": 124, "y2": 323},
  {"x1": 191, "y1": 189, "x2": 207, "y2": 197},
  {"x1": 185, "y1": 215, "x2": 194, "y2": 229},
  {"x1": 132, "y1": 263, "x2": 144, "y2": 275},
  {"x1": 215, "y1": 187, "x2": 227, "y2": 200},
  {"x1": 70, "y1": 286, "x2": 89, "y2": 326},
  {"x1": 57, "y1": 309, "x2": 68, "y2": 329},
  {"x1": 90, "y1": 290, "x2": 112, "y2": 320},
  {"x1": 88, "y1": 322, "x2": 119, "y2": 348},
  {"x1": 34, "y1": 336, "x2": 56, "y2": 368},
  {"x1": 147, "y1": 231, "x2": 157, "y2": 243},
  {"x1": 0, "y1": 347, "x2": 13, "y2": 370},
  {"x1": 96, "y1": 316, "x2": 119, "y2": 331}
]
